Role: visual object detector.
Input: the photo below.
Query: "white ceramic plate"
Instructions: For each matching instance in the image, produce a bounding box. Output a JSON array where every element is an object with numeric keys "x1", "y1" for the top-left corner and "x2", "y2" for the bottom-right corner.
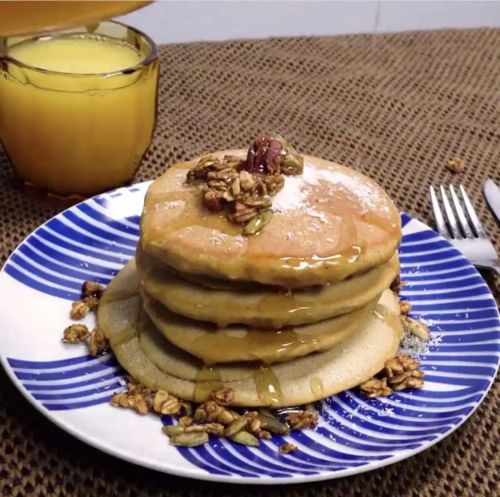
[{"x1": 1, "y1": 182, "x2": 499, "y2": 484}]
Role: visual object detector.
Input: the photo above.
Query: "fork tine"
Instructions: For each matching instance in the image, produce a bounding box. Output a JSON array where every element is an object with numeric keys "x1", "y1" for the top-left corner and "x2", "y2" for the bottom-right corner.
[
  {"x1": 459, "y1": 185, "x2": 486, "y2": 237},
  {"x1": 449, "y1": 185, "x2": 474, "y2": 238},
  {"x1": 430, "y1": 186, "x2": 449, "y2": 237},
  {"x1": 440, "y1": 185, "x2": 462, "y2": 239}
]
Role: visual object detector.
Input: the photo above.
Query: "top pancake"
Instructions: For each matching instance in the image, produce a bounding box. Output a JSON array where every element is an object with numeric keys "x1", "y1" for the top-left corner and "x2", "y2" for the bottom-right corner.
[{"x1": 141, "y1": 150, "x2": 401, "y2": 287}]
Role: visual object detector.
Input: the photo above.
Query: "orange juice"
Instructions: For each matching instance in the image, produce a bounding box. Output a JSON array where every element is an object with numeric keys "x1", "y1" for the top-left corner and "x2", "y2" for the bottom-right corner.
[
  {"x1": 0, "y1": 22, "x2": 158, "y2": 196},
  {"x1": 0, "y1": 1, "x2": 150, "y2": 36}
]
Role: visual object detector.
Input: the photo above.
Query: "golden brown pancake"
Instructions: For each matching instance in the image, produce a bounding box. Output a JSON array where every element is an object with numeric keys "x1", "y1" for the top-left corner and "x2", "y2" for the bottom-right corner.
[
  {"x1": 137, "y1": 247, "x2": 399, "y2": 328},
  {"x1": 98, "y1": 260, "x2": 403, "y2": 407},
  {"x1": 140, "y1": 150, "x2": 401, "y2": 287},
  {"x1": 142, "y1": 290, "x2": 378, "y2": 364}
]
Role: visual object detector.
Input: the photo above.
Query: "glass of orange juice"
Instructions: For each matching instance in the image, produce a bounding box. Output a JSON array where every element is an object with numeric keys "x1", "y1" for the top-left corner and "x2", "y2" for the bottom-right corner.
[{"x1": 0, "y1": 20, "x2": 158, "y2": 198}]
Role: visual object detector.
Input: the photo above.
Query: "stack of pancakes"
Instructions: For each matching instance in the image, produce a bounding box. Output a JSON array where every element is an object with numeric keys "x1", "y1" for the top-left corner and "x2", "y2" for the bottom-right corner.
[{"x1": 98, "y1": 150, "x2": 403, "y2": 407}]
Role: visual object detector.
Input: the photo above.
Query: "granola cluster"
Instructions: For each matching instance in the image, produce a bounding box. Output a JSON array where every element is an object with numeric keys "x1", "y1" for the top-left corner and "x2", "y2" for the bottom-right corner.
[
  {"x1": 447, "y1": 157, "x2": 465, "y2": 173},
  {"x1": 69, "y1": 281, "x2": 104, "y2": 319},
  {"x1": 63, "y1": 281, "x2": 108, "y2": 357},
  {"x1": 186, "y1": 133, "x2": 304, "y2": 235},
  {"x1": 359, "y1": 353, "x2": 425, "y2": 398},
  {"x1": 110, "y1": 382, "x2": 317, "y2": 449}
]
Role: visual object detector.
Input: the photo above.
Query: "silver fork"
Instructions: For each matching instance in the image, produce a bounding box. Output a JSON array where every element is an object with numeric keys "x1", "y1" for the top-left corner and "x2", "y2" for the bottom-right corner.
[{"x1": 430, "y1": 185, "x2": 500, "y2": 275}]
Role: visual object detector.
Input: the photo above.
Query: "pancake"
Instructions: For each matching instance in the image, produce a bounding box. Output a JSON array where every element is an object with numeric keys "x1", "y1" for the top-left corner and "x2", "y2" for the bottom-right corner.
[
  {"x1": 137, "y1": 247, "x2": 399, "y2": 328},
  {"x1": 98, "y1": 260, "x2": 403, "y2": 407},
  {"x1": 142, "y1": 290, "x2": 378, "y2": 364},
  {"x1": 138, "y1": 311, "x2": 256, "y2": 382},
  {"x1": 140, "y1": 150, "x2": 401, "y2": 287}
]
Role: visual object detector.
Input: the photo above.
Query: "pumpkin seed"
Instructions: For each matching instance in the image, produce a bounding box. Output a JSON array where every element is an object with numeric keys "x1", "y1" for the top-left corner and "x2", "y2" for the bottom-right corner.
[
  {"x1": 170, "y1": 431, "x2": 209, "y2": 447},
  {"x1": 243, "y1": 210, "x2": 273, "y2": 235},
  {"x1": 402, "y1": 316, "x2": 430, "y2": 341},
  {"x1": 282, "y1": 155, "x2": 304, "y2": 175},
  {"x1": 224, "y1": 415, "x2": 249, "y2": 437},
  {"x1": 162, "y1": 425, "x2": 185, "y2": 437},
  {"x1": 229, "y1": 431, "x2": 259, "y2": 447},
  {"x1": 257, "y1": 409, "x2": 289, "y2": 435}
]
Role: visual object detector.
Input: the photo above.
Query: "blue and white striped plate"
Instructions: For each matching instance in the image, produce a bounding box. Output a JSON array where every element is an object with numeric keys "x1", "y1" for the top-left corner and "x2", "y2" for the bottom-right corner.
[{"x1": 0, "y1": 182, "x2": 498, "y2": 484}]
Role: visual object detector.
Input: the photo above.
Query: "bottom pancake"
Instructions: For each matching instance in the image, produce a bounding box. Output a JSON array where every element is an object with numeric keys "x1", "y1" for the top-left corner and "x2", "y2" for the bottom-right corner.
[{"x1": 98, "y1": 260, "x2": 403, "y2": 407}]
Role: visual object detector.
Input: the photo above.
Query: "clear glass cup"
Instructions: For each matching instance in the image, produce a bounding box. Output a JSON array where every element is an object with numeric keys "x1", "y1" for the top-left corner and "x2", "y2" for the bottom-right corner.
[{"x1": 0, "y1": 20, "x2": 158, "y2": 198}]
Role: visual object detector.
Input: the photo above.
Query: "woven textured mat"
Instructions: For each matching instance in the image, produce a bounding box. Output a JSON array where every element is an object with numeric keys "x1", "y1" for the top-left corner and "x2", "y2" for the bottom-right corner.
[{"x1": 1, "y1": 28, "x2": 499, "y2": 496}]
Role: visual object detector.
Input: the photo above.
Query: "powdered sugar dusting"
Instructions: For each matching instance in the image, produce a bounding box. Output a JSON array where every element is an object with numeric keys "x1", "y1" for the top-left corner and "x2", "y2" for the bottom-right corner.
[
  {"x1": 273, "y1": 164, "x2": 384, "y2": 215},
  {"x1": 155, "y1": 200, "x2": 185, "y2": 211},
  {"x1": 399, "y1": 329, "x2": 443, "y2": 358}
]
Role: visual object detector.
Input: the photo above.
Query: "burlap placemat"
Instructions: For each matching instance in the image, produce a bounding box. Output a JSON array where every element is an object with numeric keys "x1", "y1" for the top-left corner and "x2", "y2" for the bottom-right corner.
[{"x1": 1, "y1": 28, "x2": 499, "y2": 497}]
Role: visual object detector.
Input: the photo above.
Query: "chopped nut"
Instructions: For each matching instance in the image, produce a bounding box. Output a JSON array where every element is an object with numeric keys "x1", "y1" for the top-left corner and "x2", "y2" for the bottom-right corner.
[
  {"x1": 130, "y1": 394, "x2": 149, "y2": 415},
  {"x1": 286, "y1": 410, "x2": 318, "y2": 430},
  {"x1": 210, "y1": 387, "x2": 234, "y2": 405},
  {"x1": 391, "y1": 371, "x2": 425, "y2": 391},
  {"x1": 217, "y1": 408, "x2": 238, "y2": 425},
  {"x1": 82, "y1": 281, "x2": 104, "y2": 299},
  {"x1": 359, "y1": 378, "x2": 393, "y2": 398},
  {"x1": 110, "y1": 392, "x2": 130, "y2": 408},
  {"x1": 193, "y1": 406, "x2": 208, "y2": 424},
  {"x1": 84, "y1": 296, "x2": 100, "y2": 311},
  {"x1": 447, "y1": 157, "x2": 465, "y2": 173},
  {"x1": 88, "y1": 327, "x2": 108, "y2": 356},
  {"x1": 153, "y1": 391, "x2": 169, "y2": 411},
  {"x1": 231, "y1": 201, "x2": 258, "y2": 224},
  {"x1": 184, "y1": 425, "x2": 208, "y2": 433},
  {"x1": 385, "y1": 354, "x2": 424, "y2": 390},
  {"x1": 239, "y1": 170, "x2": 255, "y2": 191},
  {"x1": 245, "y1": 134, "x2": 283, "y2": 175},
  {"x1": 153, "y1": 391, "x2": 183, "y2": 415},
  {"x1": 203, "y1": 190, "x2": 224, "y2": 213},
  {"x1": 204, "y1": 422, "x2": 225, "y2": 437},
  {"x1": 359, "y1": 354, "x2": 425, "y2": 398},
  {"x1": 110, "y1": 392, "x2": 149, "y2": 415},
  {"x1": 258, "y1": 430, "x2": 272, "y2": 440},
  {"x1": 70, "y1": 300, "x2": 90, "y2": 320},
  {"x1": 62, "y1": 324, "x2": 90, "y2": 343},
  {"x1": 279, "y1": 443, "x2": 298, "y2": 454},
  {"x1": 204, "y1": 400, "x2": 223, "y2": 422},
  {"x1": 231, "y1": 177, "x2": 241, "y2": 196},
  {"x1": 385, "y1": 354, "x2": 420, "y2": 377},
  {"x1": 399, "y1": 300, "x2": 412, "y2": 315},
  {"x1": 127, "y1": 377, "x2": 154, "y2": 398},
  {"x1": 403, "y1": 316, "x2": 430, "y2": 341},
  {"x1": 249, "y1": 417, "x2": 263, "y2": 434},
  {"x1": 179, "y1": 416, "x2": 193, "y2": 428}
]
